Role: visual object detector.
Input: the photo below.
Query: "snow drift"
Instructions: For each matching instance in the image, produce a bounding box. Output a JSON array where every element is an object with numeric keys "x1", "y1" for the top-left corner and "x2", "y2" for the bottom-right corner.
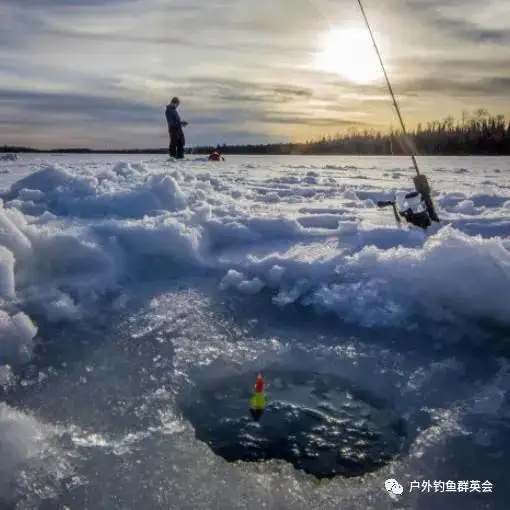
[{"x1": 0, "y1": 157, "x2": 508, "y2": 367}]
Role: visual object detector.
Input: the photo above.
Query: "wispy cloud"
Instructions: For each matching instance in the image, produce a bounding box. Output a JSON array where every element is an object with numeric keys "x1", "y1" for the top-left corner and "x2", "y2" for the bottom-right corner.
[
  {"x1": 1, "y1": 0, "x2": 509, "y2": 148},
  {"x1": 0, "y1": 89, "x2": 157, "y2": 121}
]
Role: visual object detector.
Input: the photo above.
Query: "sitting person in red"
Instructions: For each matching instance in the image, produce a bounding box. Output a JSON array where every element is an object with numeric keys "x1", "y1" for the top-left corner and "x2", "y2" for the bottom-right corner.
[{"x1": 208, "y1": 150, "x2": 224, "y2": 161}]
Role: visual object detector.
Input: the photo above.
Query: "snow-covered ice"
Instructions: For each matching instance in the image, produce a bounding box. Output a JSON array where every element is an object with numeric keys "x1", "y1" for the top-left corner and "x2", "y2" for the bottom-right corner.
[{"x1": 0, "y1": 153, "x2": 509, "y2": 509}]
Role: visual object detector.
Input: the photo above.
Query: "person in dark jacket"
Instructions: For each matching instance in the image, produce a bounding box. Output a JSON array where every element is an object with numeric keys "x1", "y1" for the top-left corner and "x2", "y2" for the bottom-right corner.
[{"x1": 165, "y1": 97, "x2": 188, "y2": 159}]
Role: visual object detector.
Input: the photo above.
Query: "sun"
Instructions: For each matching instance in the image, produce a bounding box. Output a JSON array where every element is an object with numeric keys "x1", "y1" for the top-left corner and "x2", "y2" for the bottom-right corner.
[{"x1": 313, "y1": 26, "x2": 383, "y2": 84}]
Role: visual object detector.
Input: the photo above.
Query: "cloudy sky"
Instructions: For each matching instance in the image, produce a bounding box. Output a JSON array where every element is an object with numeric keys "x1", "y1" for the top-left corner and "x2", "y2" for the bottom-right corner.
[{"x1": 1, "y1": 0, "x2": 509, "y2": 149}]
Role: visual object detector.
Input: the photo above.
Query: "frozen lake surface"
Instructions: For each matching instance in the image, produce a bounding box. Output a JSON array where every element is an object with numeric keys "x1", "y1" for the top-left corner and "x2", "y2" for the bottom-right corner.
[{"x1": 0, "y1": 153, "x2": 509, "y2": 509}]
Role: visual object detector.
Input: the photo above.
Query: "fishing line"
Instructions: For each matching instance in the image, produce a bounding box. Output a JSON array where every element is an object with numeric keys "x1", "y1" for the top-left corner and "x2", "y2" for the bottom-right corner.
[{"x1": 355, "y1": 0, "x2": 420, "y2": 177}]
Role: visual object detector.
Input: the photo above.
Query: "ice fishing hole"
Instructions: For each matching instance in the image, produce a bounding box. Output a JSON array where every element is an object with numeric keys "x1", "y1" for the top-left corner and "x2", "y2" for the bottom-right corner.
[{"x1": 180, "y1": 369, "x2": 407, "y2": 478}]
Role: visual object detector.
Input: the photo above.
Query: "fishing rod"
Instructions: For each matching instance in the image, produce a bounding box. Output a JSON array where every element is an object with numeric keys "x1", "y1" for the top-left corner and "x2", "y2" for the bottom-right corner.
[{"x1": 356, "y1": 0, "x2": 440, "y2": 226}]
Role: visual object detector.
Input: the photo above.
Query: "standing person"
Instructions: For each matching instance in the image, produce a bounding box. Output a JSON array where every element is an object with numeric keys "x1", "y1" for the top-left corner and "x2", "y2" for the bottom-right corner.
[{"x1": 165, "y1": 97, "x2": 188, "y2": 159}]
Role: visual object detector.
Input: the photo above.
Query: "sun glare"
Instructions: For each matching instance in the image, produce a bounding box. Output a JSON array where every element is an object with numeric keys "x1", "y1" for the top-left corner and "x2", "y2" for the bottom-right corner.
[{"x1": 314, "y1": 26, "x2": 383, "y2": 84}]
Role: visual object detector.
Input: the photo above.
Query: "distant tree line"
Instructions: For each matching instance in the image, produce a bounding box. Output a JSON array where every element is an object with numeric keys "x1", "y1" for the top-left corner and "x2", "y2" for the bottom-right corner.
[
  {"x1": 2, "y1": 110, "x2": 510, "y2": 156},
  {"x1": 195, "y1": 110, "x2": 510, "y2": 156},
  {"x1": 0, "y1": 146, "x2": 178, "y2": 154}
]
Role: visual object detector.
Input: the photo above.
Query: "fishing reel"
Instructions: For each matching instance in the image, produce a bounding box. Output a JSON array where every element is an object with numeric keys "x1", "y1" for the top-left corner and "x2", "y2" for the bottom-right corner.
[
  {"x1": 377, "y1": 191, "x2": 431, "y2": 229},
  {"x1": 377, "y1": 174, "x2": 439, "y2": 230}
]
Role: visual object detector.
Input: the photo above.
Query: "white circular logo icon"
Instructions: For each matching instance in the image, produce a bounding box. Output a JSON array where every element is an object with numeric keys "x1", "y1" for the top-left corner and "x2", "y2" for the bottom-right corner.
[{"x1": 385, "y1": 478, "x2": 404, "y2": 495}]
